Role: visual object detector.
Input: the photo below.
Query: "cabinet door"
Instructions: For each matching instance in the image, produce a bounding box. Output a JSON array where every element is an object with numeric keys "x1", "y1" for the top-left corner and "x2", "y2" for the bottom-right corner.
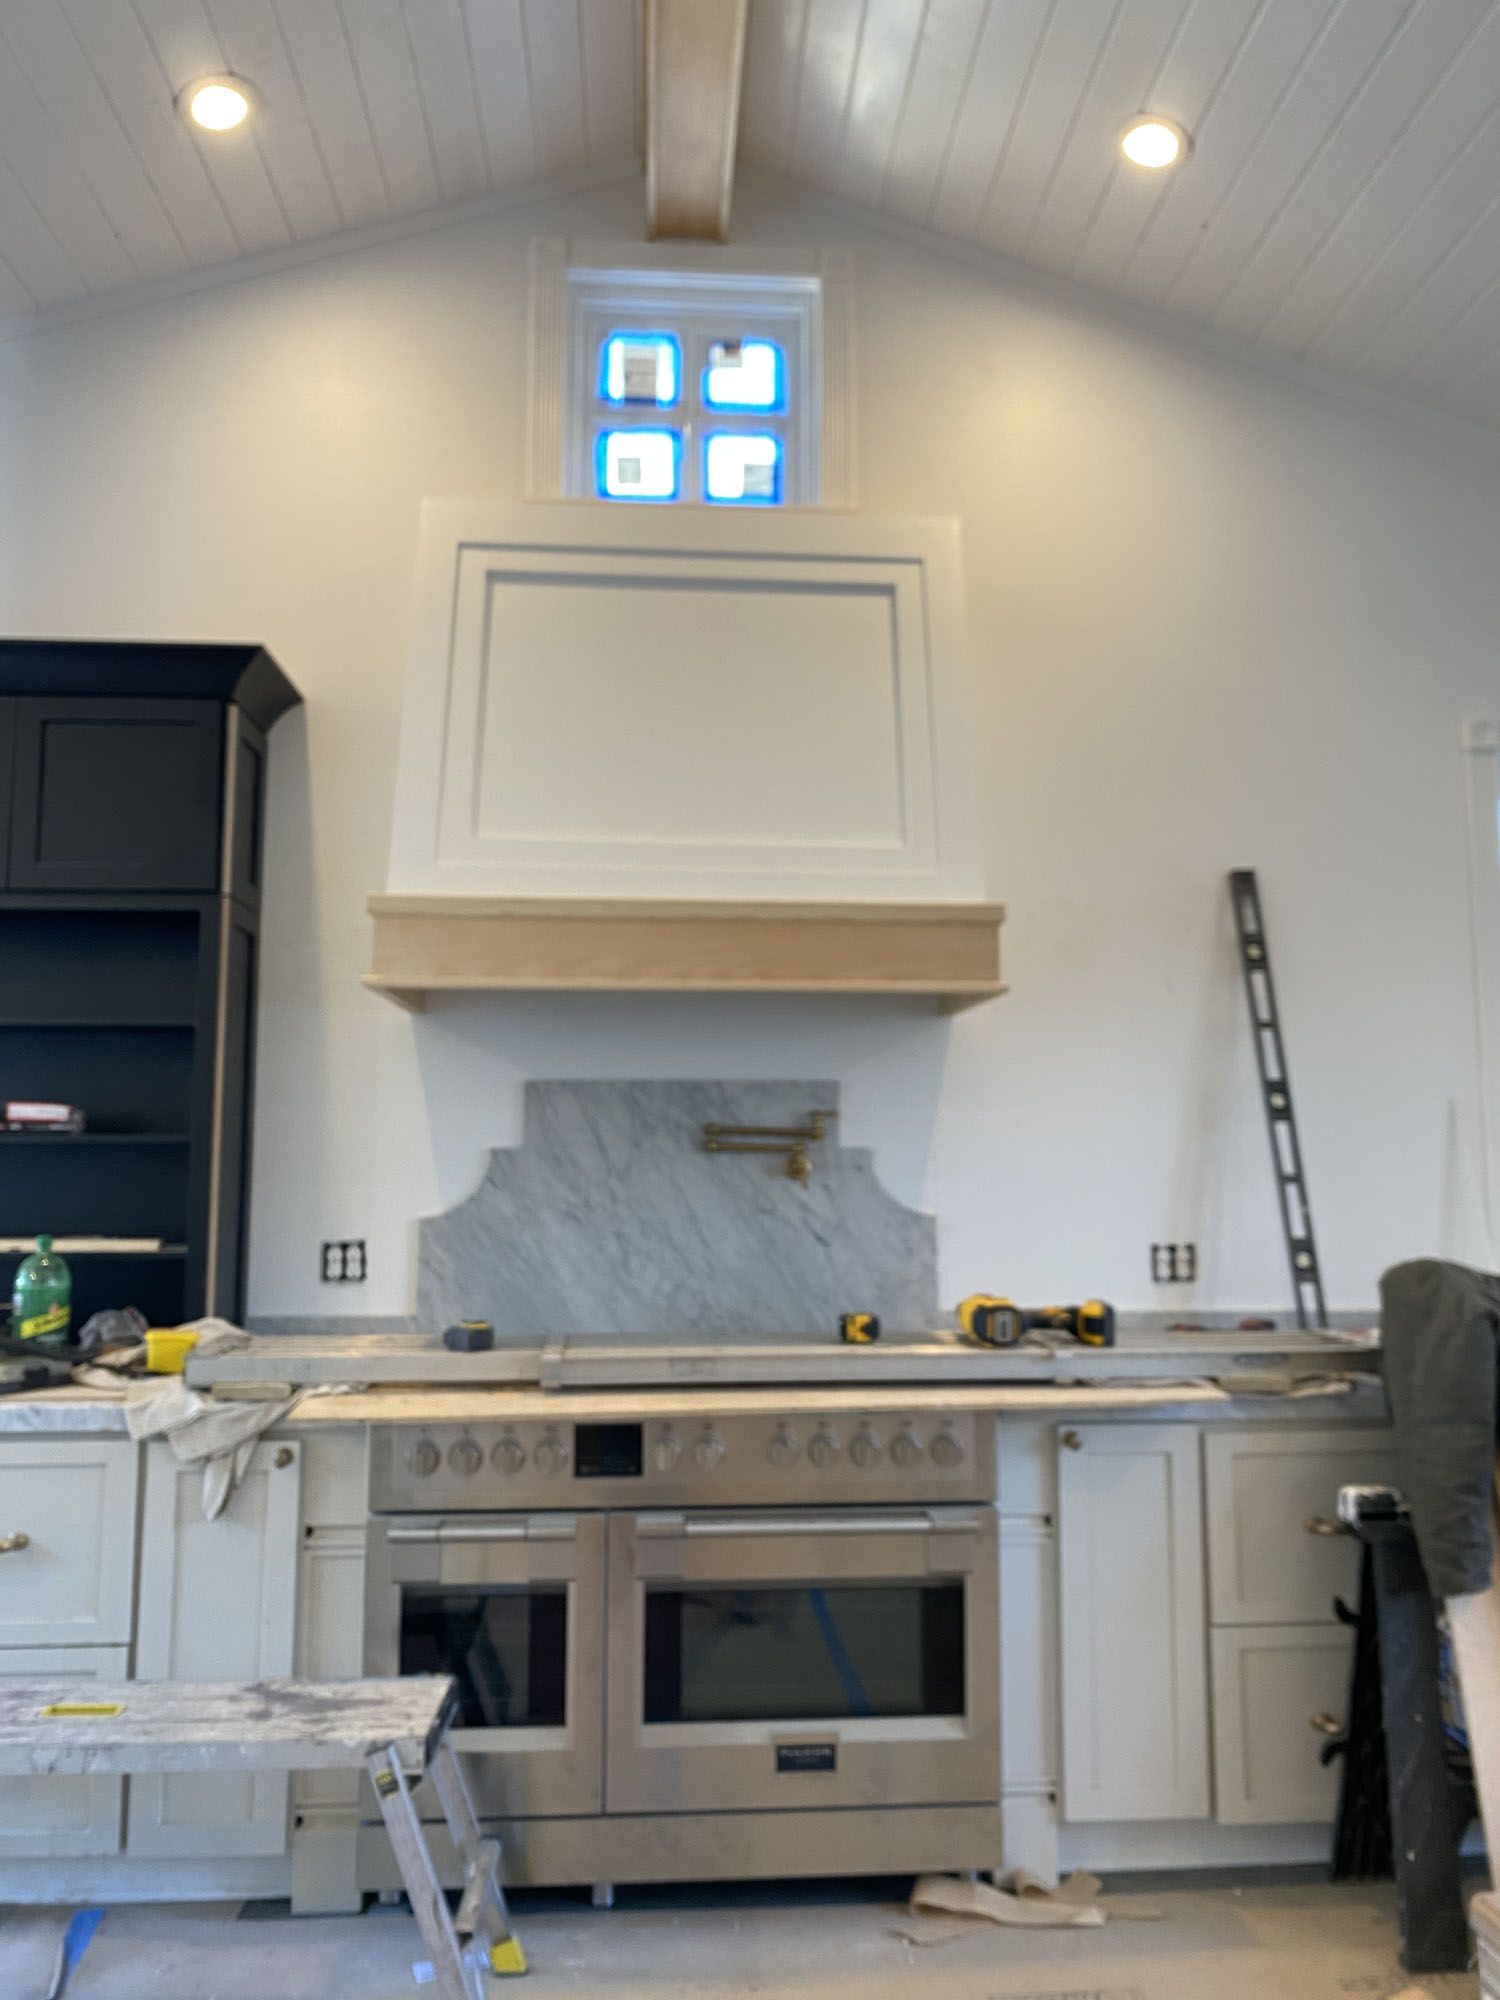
[
  {"x1": 0, "y1": 1438, "x2": 139, "y2": 1646},
  {"x1": 1057, "y1": 1423, "x2": 1210, "y2": 1822},
  {"x1": 127, "y1": 1438, "x2": 302, "y2": 1859},
  {"x1": 1212, "y1": 1625, "x2": 1352, "y2": 1824},
  {"x1": 9, "y1": 698, "x2": 222, "y2": 891},
  {"x1": 0, "y1": 1645, "x2": 129, "y2": 1856},
  {"x1": 1204, "y1": 1429, "x2": 1396, "y2": 1626},
  {"x1": 0, "y1": 696, "x2": 14, "y2": 883}
]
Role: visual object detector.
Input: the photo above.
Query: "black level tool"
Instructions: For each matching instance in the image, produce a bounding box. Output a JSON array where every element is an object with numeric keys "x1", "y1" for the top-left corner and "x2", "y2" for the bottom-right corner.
[
  {"x1": 1228, "y1": 869, "x2": 1327, "y2": 1329},
  {"x1": 956, "y1": 1296, "x2": 1116, "y2": 1348}
]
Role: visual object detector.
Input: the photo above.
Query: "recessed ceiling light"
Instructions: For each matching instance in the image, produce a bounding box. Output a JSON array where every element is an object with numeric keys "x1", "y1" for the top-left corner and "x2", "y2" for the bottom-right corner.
[
  {"x1": 179, "y1": 75, "x2": 254, "y2": 133},
  {"x1": 1120, "y1": 116, "x2": 1188, "y2": 170}
]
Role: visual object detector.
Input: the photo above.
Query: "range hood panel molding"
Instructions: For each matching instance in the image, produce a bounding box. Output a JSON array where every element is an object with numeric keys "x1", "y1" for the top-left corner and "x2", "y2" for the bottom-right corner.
[{"x1": 373, "y1": 502, "x2": 1000, "y2": 1007}]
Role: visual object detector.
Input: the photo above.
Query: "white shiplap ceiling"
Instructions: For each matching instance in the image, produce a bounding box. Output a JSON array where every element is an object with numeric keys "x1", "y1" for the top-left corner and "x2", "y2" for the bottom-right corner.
[
  {"x1": 5, "y1": 1, "x2": 1500, "y2": 434},
  {"x1": 744, "y1": 0, "x2": 1500, "y2": 431}
]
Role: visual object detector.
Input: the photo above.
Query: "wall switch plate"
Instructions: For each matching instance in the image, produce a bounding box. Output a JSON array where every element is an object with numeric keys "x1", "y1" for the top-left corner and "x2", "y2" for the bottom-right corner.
[
  {"x1": 1151, "y1": 1242, "x2": 1197, "y2": 1283},
  {"x1": 321, "y1": 1240, "x2": 367, "y2": 1283}
]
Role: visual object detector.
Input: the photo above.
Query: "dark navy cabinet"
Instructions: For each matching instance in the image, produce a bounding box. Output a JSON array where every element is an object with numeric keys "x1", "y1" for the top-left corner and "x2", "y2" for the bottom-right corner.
[
  {"x1": 0, "y1": 644, "x2": 300, "y2": 1326},
  {"x1": 8, "y1": 698, "x2": 223, "y2": 892}
]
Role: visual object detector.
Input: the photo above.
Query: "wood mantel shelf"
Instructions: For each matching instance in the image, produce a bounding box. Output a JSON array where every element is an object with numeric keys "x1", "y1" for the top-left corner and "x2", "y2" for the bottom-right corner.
[{"x1": 364, "y1": 896, "x2": 1006, "y2": 1013}]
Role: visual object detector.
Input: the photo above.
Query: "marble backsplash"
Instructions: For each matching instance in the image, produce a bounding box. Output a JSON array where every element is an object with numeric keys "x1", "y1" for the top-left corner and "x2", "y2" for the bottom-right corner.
[{"x1": 412, "y1": 1080, "x2": 938, "y2": 1338}]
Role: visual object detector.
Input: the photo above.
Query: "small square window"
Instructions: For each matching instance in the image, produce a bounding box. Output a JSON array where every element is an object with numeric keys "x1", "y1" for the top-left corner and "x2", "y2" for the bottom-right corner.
[
  {"x1": 545, "y1": 250, "x2": 850, "y2": 505},
  {"x1": 703, "y1": 338, "x2": 785, "y2": 412},
  {"x1": 599, "y1": 332, "x2": 680, "y2": 406},
  {"x1": 597, "y1": 428, "x2": 681, "y2": 501},
  {"x1": 704, "y1": 432, "x2": 783, "y2": 506}
]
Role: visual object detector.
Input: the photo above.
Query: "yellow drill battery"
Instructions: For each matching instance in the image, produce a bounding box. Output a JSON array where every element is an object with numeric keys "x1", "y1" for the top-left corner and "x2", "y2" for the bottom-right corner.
[{"x1": 839, "y1": 1312, "x2": 881, "y2": 1344}]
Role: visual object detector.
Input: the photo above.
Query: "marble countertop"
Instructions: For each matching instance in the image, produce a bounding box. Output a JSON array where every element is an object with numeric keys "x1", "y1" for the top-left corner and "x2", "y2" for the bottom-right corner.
[{"x1": 0, "y1": 1387, "x2": 132, "y2": 1432}]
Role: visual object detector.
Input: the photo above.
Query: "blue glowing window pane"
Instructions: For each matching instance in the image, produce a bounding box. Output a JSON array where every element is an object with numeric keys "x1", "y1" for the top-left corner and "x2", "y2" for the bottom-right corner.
[
  {"x1": 704, "y1": 432, "x2": 783, "y2": 505},
  {"x1": 597, "y1": 428, "x2": 681, "y2": 501},
  {"x1": 703, "y1": 339, "x2": 785, "y2": 411},
  {"x1": 599, "y1": 332, "x2": 680, "y2": 406}
]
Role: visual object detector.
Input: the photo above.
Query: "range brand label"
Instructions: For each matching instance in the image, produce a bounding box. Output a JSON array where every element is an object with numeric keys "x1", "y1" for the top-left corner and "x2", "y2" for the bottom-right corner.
[{"x1": 775, "y1": 1742, "x2": 837, "y2": 1774}]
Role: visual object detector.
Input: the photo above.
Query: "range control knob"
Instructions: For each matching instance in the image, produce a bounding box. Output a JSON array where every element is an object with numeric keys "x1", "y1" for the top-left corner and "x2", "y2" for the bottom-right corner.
[
  {"x1": 490, "y1": 1437, "x2": 526, "y2": 1477},
  {"x1": 652, "y1": 1433, "x2": 683, "y2": 1474},
  {"x1": 930, "y1": 1430, "x2": 965, "y2": 1469},
  {"x1": 534, "y1": 1435, "x2": 570, "y2": 1476},
  {"x1": 767, "y1": 1429, "x2": 800, "y2": 1469},
  {"x1": 448, "y1": 1437, "x2": 483, "y2": 1478},
  {"x1": 807, "y1": 1430, "x2": 841, "y2": 1468},
  {"x1": 406, "y1": 1438, "x2": 441, "y2": 1479},
  {"x1": 889, "y1": 1429, "x2": 923, "y2": 1469},
  {"x1": 693, "y1": 1431, "x2": 727, "y2": 1472},
  {"x1": 849, "y1": 1429, "x2": 882, "y2": 1469}
]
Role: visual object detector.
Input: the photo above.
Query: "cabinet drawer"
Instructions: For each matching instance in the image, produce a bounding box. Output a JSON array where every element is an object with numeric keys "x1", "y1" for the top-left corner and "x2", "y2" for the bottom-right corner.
[
  {"x1": 0, "y1": 1644, "x2": 129, "y2": 1855},
  {"x1": 0, "y1": 1439, "x2": 138, "y2": 1645},
  {"x1": 1211, "y1": 1624, "x2": 1352, "y2": 1824},
  {"x1": 1204, "y1": 1428, "x2": 1394, "y2": 1626},
  {"x1": 8, "y1": 698, "x2": 222, "y2": 891}
]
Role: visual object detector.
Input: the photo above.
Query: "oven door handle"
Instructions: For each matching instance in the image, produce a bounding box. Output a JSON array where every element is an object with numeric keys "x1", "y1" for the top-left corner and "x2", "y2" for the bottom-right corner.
[
  {"x1": 385, "y1": 1517, "x2": 579, "y2": 1546},
  {"x1": 670, "y1": 1513, "x2": 967, "y2": 1539},
  {"x1": 633, "y1": 1510, "x2": 982, "y2": 1579}
]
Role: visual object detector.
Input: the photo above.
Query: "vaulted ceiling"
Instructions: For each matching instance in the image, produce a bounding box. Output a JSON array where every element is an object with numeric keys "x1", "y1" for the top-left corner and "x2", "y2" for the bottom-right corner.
[{"x1": 4, "y1": 1, "x2": 1500, "y2": 435}]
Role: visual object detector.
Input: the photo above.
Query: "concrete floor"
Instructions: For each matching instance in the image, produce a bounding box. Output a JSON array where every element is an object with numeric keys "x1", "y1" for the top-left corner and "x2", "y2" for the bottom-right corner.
[{"x1": 0, "y1": 1878, "x2": 1483, "y2": 1999}]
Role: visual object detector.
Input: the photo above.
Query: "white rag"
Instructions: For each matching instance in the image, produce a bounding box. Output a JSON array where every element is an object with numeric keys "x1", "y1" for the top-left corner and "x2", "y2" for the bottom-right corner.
[{"x1": 123, "y1": 1320, "x2": 352, "y2": 1518}]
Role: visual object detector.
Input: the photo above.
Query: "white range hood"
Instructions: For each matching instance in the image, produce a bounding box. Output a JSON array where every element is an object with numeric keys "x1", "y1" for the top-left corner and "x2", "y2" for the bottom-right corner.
[{"x1": 368, "y1": 500, "x2": 1002, "y2": 1008}]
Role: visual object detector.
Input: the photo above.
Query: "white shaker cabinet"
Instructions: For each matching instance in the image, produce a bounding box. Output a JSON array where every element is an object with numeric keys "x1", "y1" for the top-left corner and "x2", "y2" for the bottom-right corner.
[
  {"x1": 1204, "y1": 1425, "x2": 1394, "y2": 1826},
  {"x1": 0, "y1": 1438, "x2": 138, "y2": 1646},
  {"x1": 1203, "y1": 1428, "x2": 1396, "y2": 1626},
  {"x1": 1056, "y1": 1423, "x2": 1210, "y2": 1822},
  {"x1": 127, "y1": 1438, "x2": 302, "y2": 1859},
  {"x1": 1211, "y1": 1625, "x2": 1352, "y2": 1824}
]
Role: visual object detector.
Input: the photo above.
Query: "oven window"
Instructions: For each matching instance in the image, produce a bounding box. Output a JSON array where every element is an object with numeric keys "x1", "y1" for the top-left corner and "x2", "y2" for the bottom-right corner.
[
  {"x1": 399, "y1": 1588, "x2": 567, "y2": 1729},
  {"x1": 643, "y1": 1583, "x2": 965, "y2": 1724}
]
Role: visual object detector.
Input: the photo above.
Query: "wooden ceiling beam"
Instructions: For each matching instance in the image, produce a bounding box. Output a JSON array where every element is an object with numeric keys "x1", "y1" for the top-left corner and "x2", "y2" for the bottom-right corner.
[{"x1": 644, "y1": 0, "x2": 749, "y2": 242}]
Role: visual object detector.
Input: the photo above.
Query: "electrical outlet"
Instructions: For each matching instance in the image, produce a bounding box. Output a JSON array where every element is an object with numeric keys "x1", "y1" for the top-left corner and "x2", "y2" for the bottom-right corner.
[
  {"x1": 321, "y1": 1240, "x2": 367, "y2": 1283},
  {"x1": 1151, "y1": 1242, "x2": 1197, "y2": 1283}
]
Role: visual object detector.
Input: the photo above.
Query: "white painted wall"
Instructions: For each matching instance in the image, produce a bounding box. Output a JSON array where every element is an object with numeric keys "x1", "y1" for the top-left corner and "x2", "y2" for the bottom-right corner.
[{"x1": 1, "y1": 172, "x2": 1495, "y2": 1318}]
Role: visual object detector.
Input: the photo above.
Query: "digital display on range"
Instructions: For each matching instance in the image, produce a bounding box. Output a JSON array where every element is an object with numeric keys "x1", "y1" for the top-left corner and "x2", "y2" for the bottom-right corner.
[{"x1": 574, "y1": 1423, "x2": 644, "y2": 1479}]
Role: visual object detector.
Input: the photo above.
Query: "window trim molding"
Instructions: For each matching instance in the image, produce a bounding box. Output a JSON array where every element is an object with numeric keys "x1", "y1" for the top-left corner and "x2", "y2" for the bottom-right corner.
[
  {"x1": 526, "y1": 237, "x2": 855, "y2": 508},
  {"x1": 1464, "y1": 716, "x2": 1500, "y2": 1256}
]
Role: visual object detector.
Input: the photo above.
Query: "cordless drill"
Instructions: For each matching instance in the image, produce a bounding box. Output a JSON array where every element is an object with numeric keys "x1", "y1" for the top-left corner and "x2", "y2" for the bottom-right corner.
[{"x1": 956, "y1": 1296, "x2": 1117, "y2": 1348}]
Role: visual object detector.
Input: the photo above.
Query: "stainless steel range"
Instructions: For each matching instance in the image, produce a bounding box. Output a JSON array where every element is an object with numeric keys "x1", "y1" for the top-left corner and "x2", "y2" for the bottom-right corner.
[{"x1": 363, "y1": 1406, "x2": 1001, "y2": 1891}]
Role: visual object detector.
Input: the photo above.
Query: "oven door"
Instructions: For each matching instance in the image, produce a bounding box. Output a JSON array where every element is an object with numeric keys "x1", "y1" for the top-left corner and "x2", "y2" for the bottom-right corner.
[
  {"x1": 365, "y1": 1514, "x2": 604, "y2": 1818},
  {"x1": 606, "y1": 1507, "x2": 998, "y2": 1815}
]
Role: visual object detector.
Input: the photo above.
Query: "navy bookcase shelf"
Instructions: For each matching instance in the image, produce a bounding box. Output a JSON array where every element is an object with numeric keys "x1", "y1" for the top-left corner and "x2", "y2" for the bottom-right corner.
[{"x1": 0, "y1": 643, "x2": 300, "y2": 1329}]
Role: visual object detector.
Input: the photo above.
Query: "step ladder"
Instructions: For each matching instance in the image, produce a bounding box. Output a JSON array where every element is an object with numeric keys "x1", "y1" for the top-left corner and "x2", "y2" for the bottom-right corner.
[
  {"x1": 1228, "y1": 869, "x2": 1328, "y2": 1329},
  {"x1": 0, "y1": 1676, "x2": 524, "y2": 1998}
]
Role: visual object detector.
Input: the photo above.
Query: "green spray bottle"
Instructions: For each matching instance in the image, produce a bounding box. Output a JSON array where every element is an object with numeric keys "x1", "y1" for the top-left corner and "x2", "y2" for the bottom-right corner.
[{"x1": 11, "y1": 1236, "x2": 71, "y2": 1352}]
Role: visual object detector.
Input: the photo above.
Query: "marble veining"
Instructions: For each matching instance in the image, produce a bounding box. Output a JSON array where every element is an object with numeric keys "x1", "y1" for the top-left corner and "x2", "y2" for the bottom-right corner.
[{"x1": 416, "y1": 1081, "x2": 938, "y2": 1338}]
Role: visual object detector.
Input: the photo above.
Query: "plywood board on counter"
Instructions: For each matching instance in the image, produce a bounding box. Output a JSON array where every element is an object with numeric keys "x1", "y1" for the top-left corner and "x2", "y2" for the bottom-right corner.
[{"x1": 284, "y1": 1380, "x2": 1361, "y2": 1427}]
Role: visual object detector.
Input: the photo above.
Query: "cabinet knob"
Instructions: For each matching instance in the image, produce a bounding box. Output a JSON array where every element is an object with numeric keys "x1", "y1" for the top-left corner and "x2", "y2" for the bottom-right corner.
[
  {"x1": 1303, "y1": 1516, "x2": 1344, "y2": 1538},
  {"x1": 1309, "y1": 1713, "x2": 1342, "y2": 1737},
  {"x1": 0, "y1": 1532, "x2": 30, "y2": 1553},
  {"x1": 273, "y1": 1447, "x2": 294, "y2": 1470},
  {"x1": 1060, "y1": 1430, "x2": 1083, "y2": 1452}
]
